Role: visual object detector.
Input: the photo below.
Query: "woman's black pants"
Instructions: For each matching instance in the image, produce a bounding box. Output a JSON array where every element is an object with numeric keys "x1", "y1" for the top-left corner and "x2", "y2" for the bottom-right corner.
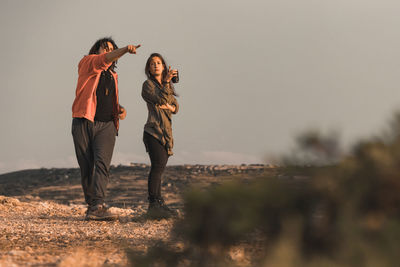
[{"x1": 143, "y1": 131, "x2": 169, "y2": 200}]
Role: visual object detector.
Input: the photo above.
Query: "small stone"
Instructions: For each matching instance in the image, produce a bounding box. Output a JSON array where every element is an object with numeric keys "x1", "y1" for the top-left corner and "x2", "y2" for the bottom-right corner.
[{"x1": 8, "y1": 250, "x2": 24, "y2": 256}]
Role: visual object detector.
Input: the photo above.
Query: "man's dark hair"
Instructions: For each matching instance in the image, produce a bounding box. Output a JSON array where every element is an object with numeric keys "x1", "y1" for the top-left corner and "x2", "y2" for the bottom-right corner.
[{"x1": 88, "y1": 37, "x2": 119, "y2": 71}]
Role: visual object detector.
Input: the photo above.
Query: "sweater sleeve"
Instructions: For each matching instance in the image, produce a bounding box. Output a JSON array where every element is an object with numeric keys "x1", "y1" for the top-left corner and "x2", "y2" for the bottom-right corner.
[
  {"x1": 171, "y1": 96, "x2": 179, "y2": 114},
  {"x1": 141, "y1": 80, "x2": 169, "y2": 105},
  {"x1": 78, "y1": 54, "x2": 112, "y2": 76}
]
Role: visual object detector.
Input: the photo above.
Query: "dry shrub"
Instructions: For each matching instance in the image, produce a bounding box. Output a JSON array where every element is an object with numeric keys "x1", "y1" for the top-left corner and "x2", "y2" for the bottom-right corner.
[{"x1": 128, "y1": 113, "x2": 400, "y2": 267}]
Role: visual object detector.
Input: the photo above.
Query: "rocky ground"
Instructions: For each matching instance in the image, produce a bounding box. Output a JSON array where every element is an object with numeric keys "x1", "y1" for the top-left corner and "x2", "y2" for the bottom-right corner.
[{"x1": 0, "y1": 164, "x2": 270, "y2": 266}]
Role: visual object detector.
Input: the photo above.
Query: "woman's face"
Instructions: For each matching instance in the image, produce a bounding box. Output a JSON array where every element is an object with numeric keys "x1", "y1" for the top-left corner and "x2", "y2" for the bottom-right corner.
[
  {"x1": 149, "y1": 57, "x2": 164, "y2": 76},
  {"x1": 98, "y1": 42, "x2": 114, "y2": 54}
]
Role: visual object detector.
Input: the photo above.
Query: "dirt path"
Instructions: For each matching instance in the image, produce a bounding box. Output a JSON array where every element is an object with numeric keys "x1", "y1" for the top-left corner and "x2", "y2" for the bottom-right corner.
[
  {"x1": 0, "y1": 195, "x2": 175, "y2": 266},
  {"x1": 0, "y1": 164, "x2": 268, "y2": 266}
]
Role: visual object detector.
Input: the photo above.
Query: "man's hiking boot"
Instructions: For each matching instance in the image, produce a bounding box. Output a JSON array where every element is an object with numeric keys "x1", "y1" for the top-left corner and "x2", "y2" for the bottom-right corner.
[
  {"x1": 146, "y1": 198, "x2": 177, "y2": 220},
  {"x1": 85, "y1": 203, "x2": 118, "y2": 221}
]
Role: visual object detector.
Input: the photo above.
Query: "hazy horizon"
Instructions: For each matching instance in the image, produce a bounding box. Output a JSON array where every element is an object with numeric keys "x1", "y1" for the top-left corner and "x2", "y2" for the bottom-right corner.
[{"x1": 1, "y1": 0, "x2": 400, "y2": 174}]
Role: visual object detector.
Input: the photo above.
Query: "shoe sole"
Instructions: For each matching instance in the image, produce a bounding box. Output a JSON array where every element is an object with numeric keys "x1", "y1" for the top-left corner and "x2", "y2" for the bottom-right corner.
[
  {"x1": 146, "y1": 210, "x2": 173, "y2": 220},
  {"x1": 85, "y1": 215, "x2": 119, "y2": 221}
]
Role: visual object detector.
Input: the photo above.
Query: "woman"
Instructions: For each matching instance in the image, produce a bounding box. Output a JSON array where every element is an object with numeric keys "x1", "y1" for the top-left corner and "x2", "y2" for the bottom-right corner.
[
  {"x1": 72, "y1": 37, "x2": 140, "y2": 221},
  {"x1": 142, "y1": 53, "x2": 179, "y2": 218}
]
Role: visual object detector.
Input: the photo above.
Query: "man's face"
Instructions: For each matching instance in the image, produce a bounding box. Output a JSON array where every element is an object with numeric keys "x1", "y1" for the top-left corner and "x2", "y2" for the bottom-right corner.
[{"x1": 98, "y1": 42, "x2": 114, "y2": 54}]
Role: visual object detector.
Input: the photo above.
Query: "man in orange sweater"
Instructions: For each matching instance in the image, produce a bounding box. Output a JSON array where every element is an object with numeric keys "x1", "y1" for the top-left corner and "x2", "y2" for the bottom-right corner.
[{"x1": 72, "y1": 37, "x2": 140, "y2": 221}]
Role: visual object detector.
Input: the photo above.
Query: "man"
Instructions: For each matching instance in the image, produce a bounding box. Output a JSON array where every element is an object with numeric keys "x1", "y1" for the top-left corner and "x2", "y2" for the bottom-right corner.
[{"x1": 72, "y1": 37, "x2": 140, "y2": 220}]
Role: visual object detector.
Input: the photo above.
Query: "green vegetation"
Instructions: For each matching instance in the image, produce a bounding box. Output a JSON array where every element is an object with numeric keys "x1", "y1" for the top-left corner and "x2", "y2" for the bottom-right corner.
[{"x1": 128, "y1": 114, "x2": 400, "y2": 267}]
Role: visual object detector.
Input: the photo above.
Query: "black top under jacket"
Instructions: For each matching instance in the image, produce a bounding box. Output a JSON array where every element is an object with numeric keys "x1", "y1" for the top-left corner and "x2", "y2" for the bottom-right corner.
[{"x1": 94, "y1": 70, "x2": 116, "y2": 122}]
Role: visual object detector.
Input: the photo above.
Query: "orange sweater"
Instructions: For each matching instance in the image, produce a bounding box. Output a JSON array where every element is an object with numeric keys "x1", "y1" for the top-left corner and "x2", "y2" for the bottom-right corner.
[{"x1": 72, "y1": 53, "x2": 120, "y2": 130}]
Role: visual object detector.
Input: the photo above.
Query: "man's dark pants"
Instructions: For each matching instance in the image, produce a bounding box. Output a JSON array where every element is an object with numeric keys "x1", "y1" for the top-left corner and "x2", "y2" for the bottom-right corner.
[{"x1": 72, "y1": 118, "x2": 116, "y2": 207}]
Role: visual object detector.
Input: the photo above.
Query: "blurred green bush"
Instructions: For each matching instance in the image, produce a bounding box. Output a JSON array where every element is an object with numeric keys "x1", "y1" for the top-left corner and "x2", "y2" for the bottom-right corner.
[{"x1": 128, "y1": 113, "x2": 400, "y2": 267}]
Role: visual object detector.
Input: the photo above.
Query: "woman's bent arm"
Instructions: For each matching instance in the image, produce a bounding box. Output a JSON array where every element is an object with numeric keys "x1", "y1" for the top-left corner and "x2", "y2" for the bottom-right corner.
[{"x1": 142, "y1": 80, "x2": 170, "y2": 105}]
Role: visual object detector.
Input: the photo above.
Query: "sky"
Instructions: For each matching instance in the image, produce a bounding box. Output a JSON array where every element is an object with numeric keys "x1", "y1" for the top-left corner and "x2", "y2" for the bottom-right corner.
[{"x1": 1, "y1": 0, "x2": 400, "y2": 174}]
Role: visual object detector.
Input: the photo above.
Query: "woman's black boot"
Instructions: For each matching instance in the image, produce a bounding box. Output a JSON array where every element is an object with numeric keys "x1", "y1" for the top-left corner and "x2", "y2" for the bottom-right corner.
[{"x1": 147, "y1": 197, "x2": 177, "y2": 219}]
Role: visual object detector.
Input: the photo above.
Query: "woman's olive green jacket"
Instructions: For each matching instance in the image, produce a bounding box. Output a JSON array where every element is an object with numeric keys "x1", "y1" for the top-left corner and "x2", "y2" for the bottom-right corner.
[{"x1": 142, "y1": 78, "x2": 179, "y2": 155}]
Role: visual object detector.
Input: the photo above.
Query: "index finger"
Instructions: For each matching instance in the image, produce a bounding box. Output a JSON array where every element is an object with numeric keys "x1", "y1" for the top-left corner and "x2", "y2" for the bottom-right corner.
[{"x1": 135, "y1": 44, "x2": 141, "y2": 49}]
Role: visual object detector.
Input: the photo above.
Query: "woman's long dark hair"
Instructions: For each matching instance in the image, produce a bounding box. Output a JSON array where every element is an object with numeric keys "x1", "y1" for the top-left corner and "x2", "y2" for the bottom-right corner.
[
  {"x1": 145, "y1": 53, "x2": 178, "y2": 96},
  {"x1": 88, "y1": 37, "x2": 119, "y2": 72}
]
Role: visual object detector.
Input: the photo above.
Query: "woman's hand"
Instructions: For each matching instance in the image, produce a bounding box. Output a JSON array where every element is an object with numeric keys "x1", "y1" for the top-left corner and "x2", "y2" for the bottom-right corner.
[
  {"x1": 158, "y1": 103, "x2": 176, "y2": 113},
  {"x1": 119, "y1": 106, "x2": 127, "y2": 120},
  {"x1": 164, "y1": 66, "x2": 178, "y2": 83}
]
